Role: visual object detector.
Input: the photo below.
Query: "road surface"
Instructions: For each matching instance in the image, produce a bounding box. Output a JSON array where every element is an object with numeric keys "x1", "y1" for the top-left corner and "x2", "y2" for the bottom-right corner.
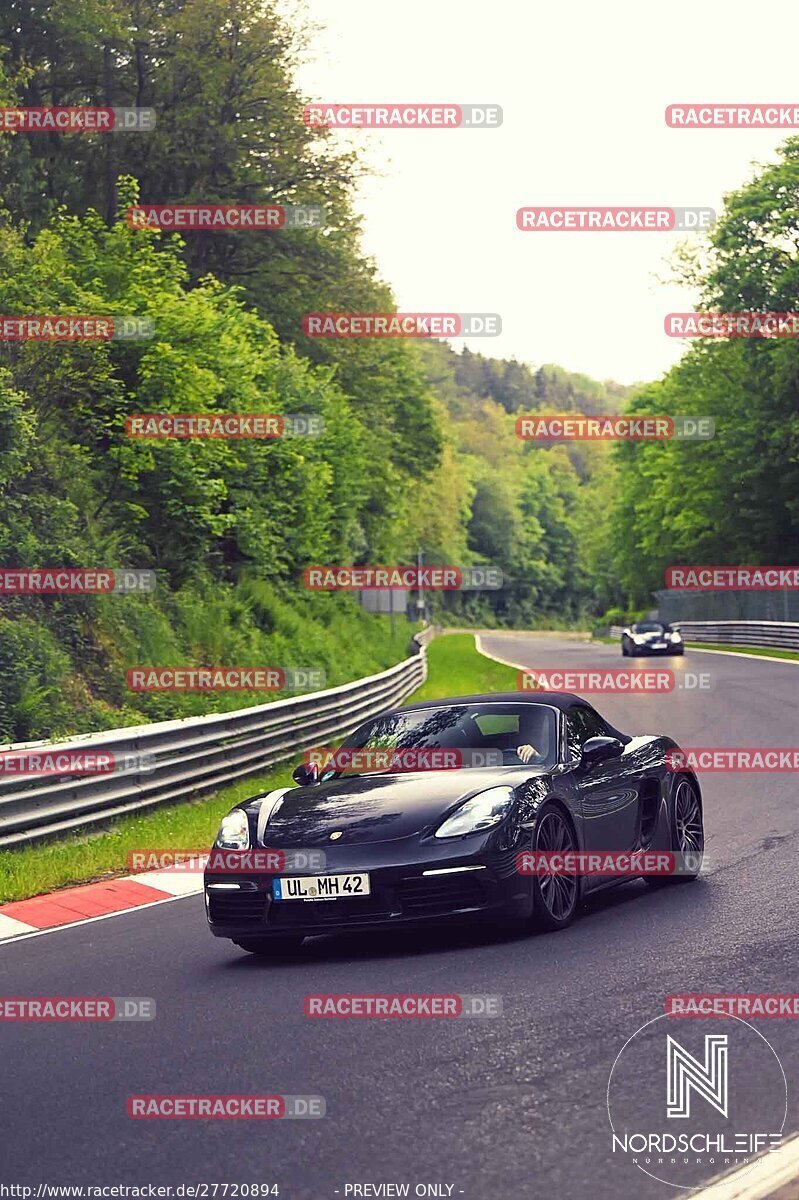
[{"x1": 2, "y1": 634, "x2": 797, "y2": 1199}]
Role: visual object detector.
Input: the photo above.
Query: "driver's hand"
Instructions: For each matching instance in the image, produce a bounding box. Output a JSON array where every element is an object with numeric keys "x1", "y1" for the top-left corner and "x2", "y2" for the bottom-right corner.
[{"x1": 516, "y1": 744, "x2": 538, "y2": 763}]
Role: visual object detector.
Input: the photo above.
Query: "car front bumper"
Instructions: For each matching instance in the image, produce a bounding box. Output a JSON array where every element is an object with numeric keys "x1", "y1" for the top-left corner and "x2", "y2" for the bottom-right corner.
[
  {"x1": 204, "y1": 836, "x2": 531, "y2": 939},
  {"x1": 629, "y1": 643, "x2": 683, "y2": 655}
]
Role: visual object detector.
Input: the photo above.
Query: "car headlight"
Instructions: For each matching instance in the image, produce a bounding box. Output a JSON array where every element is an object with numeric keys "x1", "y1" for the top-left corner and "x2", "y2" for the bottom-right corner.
[
  {"x1": 434, "y1": 786, "x2": 515, "y2": 839},
  {"x1": 215, "y1": 808, "x2": 250, "y2": 850},
  {"x1": 669, "y1": 631, "x2": 682, "y2": 642},
  {"x1": 632, "y1": 634, "x2": 645, "y2": 644}
]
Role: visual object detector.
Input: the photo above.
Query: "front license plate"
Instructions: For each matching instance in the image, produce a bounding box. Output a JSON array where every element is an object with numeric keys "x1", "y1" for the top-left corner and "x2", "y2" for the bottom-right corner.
[
  {"x1": 652, "y1": 642, "x2": 667, "y2": 649},
  {"x1": 272, "y1": 873, "x2": 371, "y2": 901}
]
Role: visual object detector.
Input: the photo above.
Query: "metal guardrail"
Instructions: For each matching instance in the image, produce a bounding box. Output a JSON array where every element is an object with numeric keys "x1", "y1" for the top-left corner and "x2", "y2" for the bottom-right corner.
[
  {"x1": 0, "y1": 632, "x2": 431, "y2": 849},
  {"x1": 654, "y1": 587, "x2": 799, "y2": 624},
  {"x1": 609, "y1": 621, "x2": 799, "y2": 650},
  {"x1": 671, "y1": 620, "x2": 799, "y2": 651}
]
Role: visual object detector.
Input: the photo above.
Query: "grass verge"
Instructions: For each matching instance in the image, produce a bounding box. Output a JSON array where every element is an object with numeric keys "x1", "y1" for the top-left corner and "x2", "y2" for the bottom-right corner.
[
  {"x1": 688, "y1": 642, "x2": 799, "y2": 661},
  {"x1": 0, "y1": 632, "x2": 515, "y2": 904},
  {"x1": 410, "y1": 632, "x2": 517, "y2": 701}
]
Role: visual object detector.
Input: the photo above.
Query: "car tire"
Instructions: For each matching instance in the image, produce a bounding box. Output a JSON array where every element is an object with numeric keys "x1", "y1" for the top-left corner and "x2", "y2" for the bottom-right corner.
[
  {"x1": 233, "y1": 936, "x2": 305, "y2": 957},
  {"x1": 529, "y1": 803, "x2": 580, "y2": 931},
  {"x1": 646, "y1": 776, "x2": 704, "y2": 887},
  {"x1": 621, "y1": 643, "x2": 629, "y2": 656}
]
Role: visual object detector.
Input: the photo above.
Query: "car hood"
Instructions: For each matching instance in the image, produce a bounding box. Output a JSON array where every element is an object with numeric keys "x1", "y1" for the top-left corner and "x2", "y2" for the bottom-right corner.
[{"x1": 252, "y1": 766, "x2": 539, "y2": 846}]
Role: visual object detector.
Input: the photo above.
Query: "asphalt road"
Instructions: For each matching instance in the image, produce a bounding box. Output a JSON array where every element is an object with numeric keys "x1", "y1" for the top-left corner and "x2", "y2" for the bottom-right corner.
[{"x1": 2, "y1": 634, "x2": 798, "y2": 1199}]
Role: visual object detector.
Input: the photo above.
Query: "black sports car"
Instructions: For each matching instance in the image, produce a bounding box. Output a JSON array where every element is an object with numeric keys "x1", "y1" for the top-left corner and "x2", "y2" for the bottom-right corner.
[
  {"x1": 204, "y1": 692, "x2": 704, "y2": 956},
  {"x1": 621, "y1": 620, "x2": 684, "y2": 656}
]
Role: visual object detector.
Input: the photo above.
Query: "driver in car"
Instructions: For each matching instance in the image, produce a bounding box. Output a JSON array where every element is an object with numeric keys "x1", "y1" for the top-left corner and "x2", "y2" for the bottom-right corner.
[{"x1": 512, "y1": 711, "x2": 548, "y2": 764}]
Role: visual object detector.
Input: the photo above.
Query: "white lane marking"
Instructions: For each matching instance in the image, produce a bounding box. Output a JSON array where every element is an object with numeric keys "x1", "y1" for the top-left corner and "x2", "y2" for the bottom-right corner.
[
  {"x1": 686, "y1": 646, "x2": 799, "y2": 666},
  {"x1": 0, "y1": 890, "x2": 201, "y2": 948},
  {"x1": 474, "y1": 633, "x2": 530, "y2": 672},
  {"x1": 691, "y1": 1133, "x2": 799, "y2": 1199},
  {"x1": 0, "y1": 913, "x2": 37, "y2": 938}
]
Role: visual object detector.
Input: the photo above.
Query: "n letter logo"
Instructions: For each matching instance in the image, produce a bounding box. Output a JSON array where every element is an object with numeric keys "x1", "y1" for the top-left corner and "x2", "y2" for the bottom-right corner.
[{"x1": 666, "y1": 1035, "x2": 728, "y2": 1119}]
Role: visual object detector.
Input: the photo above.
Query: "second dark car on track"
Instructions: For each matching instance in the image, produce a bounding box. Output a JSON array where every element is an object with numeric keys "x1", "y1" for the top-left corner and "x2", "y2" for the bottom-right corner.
[{"x1": 620, "y1": 620, "x2": 684, "y2": 656}]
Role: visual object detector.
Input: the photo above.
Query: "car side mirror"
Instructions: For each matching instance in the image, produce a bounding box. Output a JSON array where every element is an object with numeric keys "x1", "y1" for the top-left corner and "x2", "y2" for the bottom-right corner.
[
  {"x1": 292, "y1": 761, "x2": 320, "y2": 786},
  {"x1": 581, "y1": 736, "x2": 623, "y2": 766}
]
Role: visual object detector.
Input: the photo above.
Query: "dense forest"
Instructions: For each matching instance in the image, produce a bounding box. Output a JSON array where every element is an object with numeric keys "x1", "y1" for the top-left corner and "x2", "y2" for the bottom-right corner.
[{"x1": 0, "y1": 0, "x2": 796, "y2": 740}]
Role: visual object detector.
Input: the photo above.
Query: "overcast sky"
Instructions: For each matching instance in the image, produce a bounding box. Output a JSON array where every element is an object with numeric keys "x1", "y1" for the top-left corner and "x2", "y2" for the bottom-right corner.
[{"x1": 289, "y1": 0, "x2": 796, "y2": 385}]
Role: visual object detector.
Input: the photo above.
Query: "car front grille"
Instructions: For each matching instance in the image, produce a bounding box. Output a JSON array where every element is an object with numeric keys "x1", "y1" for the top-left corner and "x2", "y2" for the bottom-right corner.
[
  {"x1": 269, "y1": 894, "x2": 393, "y2": 927},
  {"x1": 398, "y1": 872, "x2": 486, "y2": 914},
  {"x1": 208, "y1": 890, "x2": 266, "y2": 925}
]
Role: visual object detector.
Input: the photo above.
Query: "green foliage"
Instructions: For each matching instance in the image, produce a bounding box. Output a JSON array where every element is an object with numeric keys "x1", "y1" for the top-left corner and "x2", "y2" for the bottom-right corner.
[
  {"x1": 0, "y1": 203, "x2": 422, "y2": 738},
  {"x1": 412, "y1": 342, "x2": 620, "y2": 627},
  {"x1": 589, "y1": 138, "x2": 799, "y2": 604},
  {"x1": 0, "y1": 0, "x2": 646, "y2": 745}
]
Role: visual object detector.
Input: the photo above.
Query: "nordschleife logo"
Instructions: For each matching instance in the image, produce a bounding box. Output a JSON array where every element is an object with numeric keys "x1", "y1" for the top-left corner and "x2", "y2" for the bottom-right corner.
[{"x1": 607, "y1": 1014, "x2": 785, "y2": 1189}]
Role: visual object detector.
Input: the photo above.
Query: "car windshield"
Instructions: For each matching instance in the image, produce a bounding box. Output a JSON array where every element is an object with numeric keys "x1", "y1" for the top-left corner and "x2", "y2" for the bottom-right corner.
[
  {"x1": 633, "y1": 622, "x2": 665, "y2": 633},
  {"x1": 323, "y1": 703, "x2": 559, "y2": 777}
]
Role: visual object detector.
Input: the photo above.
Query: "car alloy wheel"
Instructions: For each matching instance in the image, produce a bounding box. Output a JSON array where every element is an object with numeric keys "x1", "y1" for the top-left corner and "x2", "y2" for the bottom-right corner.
[
  {"x1": 531, "y1": 804, "x2": 579, "y2": 930},
  {"x1": 674, "y1": 777, "x2": 704, "y2": 863},
  {"x1": 647, "y1": 776, "x2": 704, "y2": 887}
]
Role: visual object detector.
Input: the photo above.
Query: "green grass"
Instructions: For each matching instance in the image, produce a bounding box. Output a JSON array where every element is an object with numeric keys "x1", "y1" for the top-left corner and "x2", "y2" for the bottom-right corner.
[
  {"x1": 0, "y1": 632, "x2": 517, "y2": 904},
  {"x1": 410, "y1": 632, "x2": 518, "y2": 701},
  {"x1": 689, "y1": 642, "x2": 799, "y2": 661}
]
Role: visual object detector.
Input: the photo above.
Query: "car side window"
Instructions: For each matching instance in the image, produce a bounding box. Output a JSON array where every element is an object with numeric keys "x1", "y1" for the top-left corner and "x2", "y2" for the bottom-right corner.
[
  {"x1": 565, "y1": 706, "x2": 609, "y2": 760},
  {"x1": 580, "y1": 707, "x2": 610, "y2": 741},
  {"x1": 564, "y1": 710, "x2": 585, "y2": 762}
]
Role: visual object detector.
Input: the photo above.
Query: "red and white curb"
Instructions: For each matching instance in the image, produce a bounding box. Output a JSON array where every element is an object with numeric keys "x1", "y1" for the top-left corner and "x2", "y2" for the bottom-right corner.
[{"x1": 0, "y1": 863, "x2": 205, "y2": 944}]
